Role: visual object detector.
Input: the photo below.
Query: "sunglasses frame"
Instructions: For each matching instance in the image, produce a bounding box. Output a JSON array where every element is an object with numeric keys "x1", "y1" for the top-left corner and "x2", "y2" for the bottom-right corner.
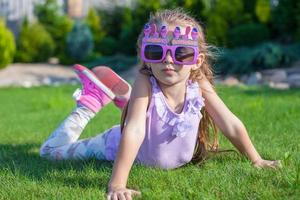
[{"x1": 141, "y1": 42, "x2": 199, "y2": 65}]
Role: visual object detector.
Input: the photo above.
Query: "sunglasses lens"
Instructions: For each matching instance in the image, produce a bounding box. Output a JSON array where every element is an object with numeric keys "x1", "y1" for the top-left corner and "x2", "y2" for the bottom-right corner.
[
  {"x1": 144, "y1": 45, "x2": 163, "y2": 60},
  {"x1": 175, "y1": 47, "x2": 195, "y2": 63}
]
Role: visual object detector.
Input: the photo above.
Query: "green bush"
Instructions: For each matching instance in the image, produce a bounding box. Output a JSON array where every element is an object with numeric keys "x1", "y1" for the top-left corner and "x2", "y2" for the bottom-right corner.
[
  {"x1": 282, "y1": 43, "x2": 300, "y2": 65},
  {"x1": 15, "y1": 22, "x2": 55, "y2": 62},
  {"x1": 89, "y1": 0, "x2": 300, "y2": 54},
  {"x1": 83, "y1": 54, "x2": 137, "y2": 73},
  {"x1": 215, "y1": 47, "x2": 255, "y2": 75},
  {"x1": 228, "y1": 23, "x2": 270, "y2": 47},
  {"x1": 252, "y1": 43, "x2": 283, "y2": 69},
  {"x1": 0, "y1": 19, "x2": 16, "y2": 69},
  {"x1": 215, "y1": 42, "x2": 300, "y2": 75},
  {"x1": 97, "y1": 37, "x2": 118, "y2": 56},
  {"x1": 66, "y1": 21, "x2": 94, "y2": 61}
]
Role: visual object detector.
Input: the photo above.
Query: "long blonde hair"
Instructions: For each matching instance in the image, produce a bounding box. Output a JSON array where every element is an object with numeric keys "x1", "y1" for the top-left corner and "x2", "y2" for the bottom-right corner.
[{"x1": 121, "y1": 8, "x2": 219, "y2": 164}]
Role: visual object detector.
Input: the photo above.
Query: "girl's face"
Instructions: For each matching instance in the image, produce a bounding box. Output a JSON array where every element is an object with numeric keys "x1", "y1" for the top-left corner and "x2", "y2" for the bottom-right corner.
[{"x1": 146, "y1": 23, "x2": 202, "y2": 86}]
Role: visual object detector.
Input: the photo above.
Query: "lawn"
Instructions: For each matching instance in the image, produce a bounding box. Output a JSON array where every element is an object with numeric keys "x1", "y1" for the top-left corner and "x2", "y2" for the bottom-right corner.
[{"x1": 0, "y1": 85, "x2": 299, "y2": 199}]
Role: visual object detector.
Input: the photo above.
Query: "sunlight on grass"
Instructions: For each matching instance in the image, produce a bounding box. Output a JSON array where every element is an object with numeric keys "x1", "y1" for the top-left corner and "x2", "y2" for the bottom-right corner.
[{"x1": 0, "y1": 85, "x2": 299, "y2": 199}]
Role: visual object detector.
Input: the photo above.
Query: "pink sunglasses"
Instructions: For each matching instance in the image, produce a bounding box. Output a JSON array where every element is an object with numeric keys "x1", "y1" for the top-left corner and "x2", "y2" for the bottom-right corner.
[{"x1": 141, "y1": 24, "x2": 199, "y2": 65}]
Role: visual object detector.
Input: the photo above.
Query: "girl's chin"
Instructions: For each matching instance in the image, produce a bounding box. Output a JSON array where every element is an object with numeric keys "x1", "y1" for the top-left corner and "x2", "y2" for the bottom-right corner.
[{"x1": 156, "y1": 76, "x2": 181, "y2": 86}]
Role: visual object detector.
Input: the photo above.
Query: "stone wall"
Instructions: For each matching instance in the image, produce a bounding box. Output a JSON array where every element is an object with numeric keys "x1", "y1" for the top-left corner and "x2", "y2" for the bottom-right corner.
[{"x1": 220, "y1": 61, "x2": 300, "y2": 89}]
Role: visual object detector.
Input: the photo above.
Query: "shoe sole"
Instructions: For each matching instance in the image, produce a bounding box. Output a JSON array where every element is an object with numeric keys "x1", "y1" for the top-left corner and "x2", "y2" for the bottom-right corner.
[
  {"x1": 92, "y1": 66, "x2": 131, "y2": 97},
  {"x1": 74, "y1": 64, "x2": 116, "y2": 99}
]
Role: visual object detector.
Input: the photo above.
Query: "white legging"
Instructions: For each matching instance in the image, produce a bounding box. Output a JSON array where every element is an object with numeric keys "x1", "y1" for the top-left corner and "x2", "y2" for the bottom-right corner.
[{"x1": 40, "y1": 105, "x2": 108, "y2": 160}]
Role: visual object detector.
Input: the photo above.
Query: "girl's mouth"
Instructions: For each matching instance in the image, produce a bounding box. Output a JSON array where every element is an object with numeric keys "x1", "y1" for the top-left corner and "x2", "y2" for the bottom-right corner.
[{"x1": 162, "y1": 69, "x2": 176, "y2": 75}]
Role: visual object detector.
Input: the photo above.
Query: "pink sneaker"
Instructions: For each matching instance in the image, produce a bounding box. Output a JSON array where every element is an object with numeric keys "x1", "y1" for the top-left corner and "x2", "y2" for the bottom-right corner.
[
  {"x1": 92, "y1": 66, "x2": 131, "y2": 109},
  {"x1": 73, "y1": 64, "x2": 115, "y2": 113}
]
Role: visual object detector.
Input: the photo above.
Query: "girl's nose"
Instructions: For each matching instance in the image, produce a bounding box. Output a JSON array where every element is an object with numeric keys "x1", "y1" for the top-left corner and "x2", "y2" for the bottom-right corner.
[{"x1": 163, "y1": 50, "x2": 174, "y2": 64}]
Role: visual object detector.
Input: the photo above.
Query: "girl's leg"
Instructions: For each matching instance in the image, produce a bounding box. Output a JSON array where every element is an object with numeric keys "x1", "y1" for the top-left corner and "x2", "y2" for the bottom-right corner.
[
  {"x1": 40, "y1": 104, "x2": 121, "y2": 161},
  {"x1": 40, "y1": 64, "x2": 113, "y2": 160},
  {"x1": 39, "y1": 105, "x2": 106, "y2": 160}
]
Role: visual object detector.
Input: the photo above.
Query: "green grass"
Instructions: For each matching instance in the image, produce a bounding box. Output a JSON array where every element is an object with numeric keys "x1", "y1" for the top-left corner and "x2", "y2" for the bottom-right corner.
[{"x1": 0, "y1": 85, "x2": 299, "y2": 199}]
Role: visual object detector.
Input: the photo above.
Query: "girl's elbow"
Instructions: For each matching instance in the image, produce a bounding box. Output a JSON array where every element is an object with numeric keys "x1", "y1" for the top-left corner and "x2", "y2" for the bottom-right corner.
[
  {"x1": 233, "y1": 117, "x2": 245, "y2": 129},
  {"x1": 122, "y1": 126, "x2": 146, "y2": 143},
  {"x1": 223, "y1": 118, "x2": 246, "y2": 138},
  {"x1": 231, "y1": 120, "x2": 247, "y2": 138}
]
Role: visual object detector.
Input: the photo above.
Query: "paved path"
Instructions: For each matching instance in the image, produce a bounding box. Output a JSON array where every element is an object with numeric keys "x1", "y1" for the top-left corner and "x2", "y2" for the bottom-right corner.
[
  {"x1": 0, "y1": 63, "x2": 138, "y2": 88},
  {"x1": 1, "y1": 62, "x2": 299, "y2": 89}
]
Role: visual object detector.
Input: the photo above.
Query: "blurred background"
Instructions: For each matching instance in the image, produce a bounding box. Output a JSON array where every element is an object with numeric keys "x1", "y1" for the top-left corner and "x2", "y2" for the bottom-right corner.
[{"x1": 0, "y1": 0, "x2": 300, "y2": 88}]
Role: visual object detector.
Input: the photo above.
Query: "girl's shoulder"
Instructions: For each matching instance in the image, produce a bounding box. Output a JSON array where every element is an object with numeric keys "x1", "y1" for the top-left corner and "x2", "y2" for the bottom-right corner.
[
  {"x1": 134, "y1": 72, "x2": 151, "y2": 88},
  {"x1": 197, "y1": 76, "x2": 215, "y2": 95},
  {"x1": 130, "y1": 73, "x2": 152, "y2": 101}
]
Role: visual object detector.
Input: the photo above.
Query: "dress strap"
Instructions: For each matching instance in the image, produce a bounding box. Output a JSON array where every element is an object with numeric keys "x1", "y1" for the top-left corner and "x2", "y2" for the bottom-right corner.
[
  {"x1": 185, "y1": 80, "x2": 205, "y2": 114},
  {"x1": 186, "y1": 81, "x2": 204, "y2": 101}
]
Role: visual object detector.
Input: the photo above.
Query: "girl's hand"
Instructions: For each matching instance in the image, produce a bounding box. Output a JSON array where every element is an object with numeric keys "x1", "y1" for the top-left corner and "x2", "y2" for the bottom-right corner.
[
  {"x1": 253, "y1": 159, "x2": 282, "y2": 169},
  {"x1": 107, "y1": 187, "x2": 141, "y2": 200}
]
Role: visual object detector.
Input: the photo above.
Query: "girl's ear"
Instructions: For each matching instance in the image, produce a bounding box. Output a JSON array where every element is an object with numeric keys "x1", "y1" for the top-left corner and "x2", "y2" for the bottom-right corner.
[{"x1": 192, "y1": 53, "x2": 205, "y2": 70}]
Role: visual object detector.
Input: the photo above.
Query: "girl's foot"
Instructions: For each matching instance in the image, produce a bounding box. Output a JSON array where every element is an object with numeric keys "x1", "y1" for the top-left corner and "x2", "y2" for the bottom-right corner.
[
  {"x1": 73, "y1": 64, "x2": 115, "y2": 113},
  {"x1": 92, "y1": 66, "x2": 131, "y2": 110}
]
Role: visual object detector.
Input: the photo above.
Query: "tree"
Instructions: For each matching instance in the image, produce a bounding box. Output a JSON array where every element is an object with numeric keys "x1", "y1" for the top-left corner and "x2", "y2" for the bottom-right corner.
[
  {"x1": 85, "y1": 8, "x2": 105, "y2": 53},
  {"x1": 255, "y1": 0, "x2": 271, "y2": 23},
  {"x1": 98, "y1": 0, "x2": 163, "y2": 55},
  {"x1": 271, "y1": 0, "x2": 300, "y2": 42},
  {"x1": 164, "y1": 0, "x2": 205, "y2": 22},
  {"x1": 204, "y1": 0, "x2": 244, "y2": 46},
  {"x1": 34, "y1": 0, "x2": 73, "y2": 57}
]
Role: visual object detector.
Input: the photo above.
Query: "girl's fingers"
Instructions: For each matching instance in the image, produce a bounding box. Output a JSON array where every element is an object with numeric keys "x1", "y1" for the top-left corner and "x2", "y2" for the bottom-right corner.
[
  {"x1": 112, "y1": 193, "x2": 118, "y2": 200},
  {"x1": 265, "y1": 160, "x2": 278, "y2": 169},
  {"x1": 253, "y1": 159, "x2": 282, "y2": 169},
  {"x1": 273, "y1": 160, "x2": 282, "y2": 168},
  {"x1": 268, "y1": 163, "x2": 277, "y2": 169},
  {"x1": 263, "y1": 160, "x2": 282, "y2": 169},
  {"x1": 107, "y1": 189, "x2": 141, "y2": 200},
  {"x1": 107, "y1": 192, "x2": 113, "y2": 200},
  {"x1": 124, "y1": 192, "x2": 132, "y2": 200},
  {"x1": 117, "y1": 193, "x2": 126, "y2": 200},
  {"x1": 130, "y1": 189, "x2": 142, "y2": 197}
]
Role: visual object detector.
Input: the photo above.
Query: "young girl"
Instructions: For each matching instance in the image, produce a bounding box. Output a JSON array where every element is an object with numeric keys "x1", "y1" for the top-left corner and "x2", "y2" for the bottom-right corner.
[{"x1": 40, "y1": 9, "x2": 281, "y2": 200}]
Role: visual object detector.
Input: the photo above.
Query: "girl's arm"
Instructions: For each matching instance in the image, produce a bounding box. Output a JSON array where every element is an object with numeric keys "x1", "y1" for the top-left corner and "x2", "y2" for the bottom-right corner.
[
  {"x1": 107, "y1": 73, "x2": 150, "y2": 199},
  {"x1": 199, "y1": 78, "x2": 281, "y2": 169}
]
